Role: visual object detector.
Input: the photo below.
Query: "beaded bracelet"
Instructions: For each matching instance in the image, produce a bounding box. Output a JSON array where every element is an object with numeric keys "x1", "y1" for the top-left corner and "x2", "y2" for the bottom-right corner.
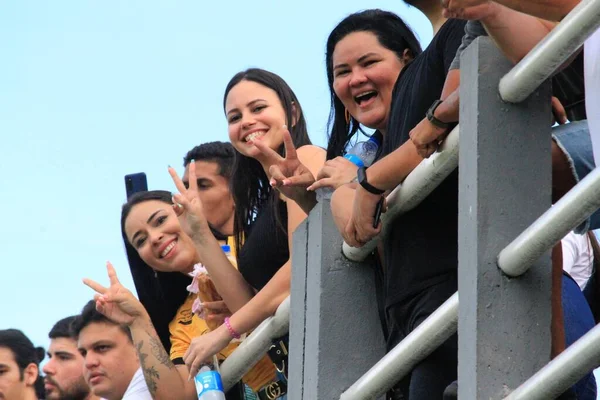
[{"x1": 224, "y1": 317, "x2": 241, "y2": 340}]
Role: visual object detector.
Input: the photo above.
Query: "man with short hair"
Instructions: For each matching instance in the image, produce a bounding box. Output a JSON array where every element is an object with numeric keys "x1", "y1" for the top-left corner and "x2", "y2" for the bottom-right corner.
[
  {"x1": 72, "y1": 301, "x2": 151, "y2": 400},
  {"x1": 182, "y1": 141, "x2": 236, "y2": 236},
  {"x1": 43, "y1": 316, "x2": 99, "y2": 400},
  {"x1": 0, "y1": 329, "x2": 44, "y2": 400}
]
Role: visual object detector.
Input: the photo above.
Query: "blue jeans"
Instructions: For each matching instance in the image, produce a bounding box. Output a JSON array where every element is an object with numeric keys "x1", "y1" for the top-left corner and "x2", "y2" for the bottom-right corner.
[
  {"x1": 553, "y1": 121, "x2": 599, "y2": 232},
  {"x1": 562, "y1": 273, "x2": 597, "y2": 399}
]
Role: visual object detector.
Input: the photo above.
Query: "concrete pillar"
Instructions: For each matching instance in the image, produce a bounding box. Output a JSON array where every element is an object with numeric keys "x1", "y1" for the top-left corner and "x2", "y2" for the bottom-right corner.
[
  {"x1": 458, "y1": 37, "x2": 552, "y2": 399},
  {"x1": 289, "y1": 199, "x2": 386, "y2": 399}
]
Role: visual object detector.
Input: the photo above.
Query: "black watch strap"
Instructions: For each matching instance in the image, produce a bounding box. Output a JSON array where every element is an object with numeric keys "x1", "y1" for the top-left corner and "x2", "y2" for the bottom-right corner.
[
  {"x1": 426, "y1": 99, "x2": 450, "y2": 129},
  {"x1": 357, "y1": 167, "x2": 385, "y2": 195}
]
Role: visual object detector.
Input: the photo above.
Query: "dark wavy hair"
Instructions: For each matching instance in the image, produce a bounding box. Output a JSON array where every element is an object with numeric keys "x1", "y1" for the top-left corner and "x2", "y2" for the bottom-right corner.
[
  {"x1": 325, "y1": 9, "x2": 422, "y2": 160},
  {"x1": 119, "y1": 190, "x2": 228, "y2": 352},
  {"x1": 0, "y1": 329, "x2": 45, "y2": 398},
  {"x1": 223, "y1": 68, "x2": 311, "y2": 258}
]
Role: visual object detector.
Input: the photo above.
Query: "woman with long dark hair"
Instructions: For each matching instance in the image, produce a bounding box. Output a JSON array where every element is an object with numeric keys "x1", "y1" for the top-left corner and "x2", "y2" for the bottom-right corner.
[
  {"x1": 169, "y1": 68, "x2": 325, "y2": 380},
  {"x1": 84, "y1": 190, "x2": 278, "y2": 400}
]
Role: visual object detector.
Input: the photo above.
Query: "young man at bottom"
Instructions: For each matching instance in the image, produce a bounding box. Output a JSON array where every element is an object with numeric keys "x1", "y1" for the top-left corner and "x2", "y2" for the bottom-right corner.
[
  {"x1": 43, "y1": 316, "x2": 99, "y2": 400},
  {"x1": 72, "y1": 300, "x2": 151, "y2": 400}
]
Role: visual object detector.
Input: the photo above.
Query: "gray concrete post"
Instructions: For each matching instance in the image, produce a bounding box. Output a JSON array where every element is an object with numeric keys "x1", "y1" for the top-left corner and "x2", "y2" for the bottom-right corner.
[
  {"x1": 289, "y1": 199, "x2": 386, "y2": 399},
  {"x1": 459, "y1": 37, "x2": 552, "y2": 399}
]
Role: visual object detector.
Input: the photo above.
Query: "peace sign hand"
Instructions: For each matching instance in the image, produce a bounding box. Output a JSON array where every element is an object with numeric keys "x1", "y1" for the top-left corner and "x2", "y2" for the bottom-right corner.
[
  {"x1": 83, "y1": 262, "x2": 148, "y2": 326},
  {"x1": 169, "y1": 162, "x2": 211, "y2": 242},
  {"x1": 252, "y1": 126, "x2": 316, "y2": 203}
]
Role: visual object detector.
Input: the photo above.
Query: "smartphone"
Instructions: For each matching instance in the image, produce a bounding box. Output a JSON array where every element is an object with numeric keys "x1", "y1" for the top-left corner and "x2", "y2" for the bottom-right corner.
[
  {"x1": 125, "y1": 173, "x2": 148, "y2": 199},
  {"x1": 373, "y1": 197, "x2": 384, "y2": 229}
]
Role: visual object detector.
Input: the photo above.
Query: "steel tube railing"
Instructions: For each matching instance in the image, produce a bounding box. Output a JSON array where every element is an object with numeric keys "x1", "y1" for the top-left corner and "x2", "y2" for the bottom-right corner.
[
  {"x1": 343, "y1": 126, "x2": 460, "y2": 262},
  {"x1": 499, "y1": 0, "x2": 600, "y2": 103},
  {"x1": 220, "y1": 297, "x2": 290, "y2": 391},
  {"x1": 504, "y1": 324, "x2": 600, "y2": 400},
  {"x1": 339, "y1": 292, "x2": 458, "y2": 400},
  {"x1": 498, "y1": 167, "x2": 600, "y2": 277}
]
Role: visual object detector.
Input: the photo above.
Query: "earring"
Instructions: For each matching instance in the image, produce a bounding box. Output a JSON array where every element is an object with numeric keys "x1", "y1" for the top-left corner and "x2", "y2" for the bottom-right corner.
[
  {"x1": 345, "y1": 108, "x2": 351, "y2": 125},
  {"x1": 154, "y1": 270, "x2": 158, "y2": 278}
]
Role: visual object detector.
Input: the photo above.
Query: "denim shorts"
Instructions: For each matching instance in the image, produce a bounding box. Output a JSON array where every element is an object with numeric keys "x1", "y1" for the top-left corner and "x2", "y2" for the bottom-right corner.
[{"x1": 552, "y1": 120, "x2": 599, "y2": 232}]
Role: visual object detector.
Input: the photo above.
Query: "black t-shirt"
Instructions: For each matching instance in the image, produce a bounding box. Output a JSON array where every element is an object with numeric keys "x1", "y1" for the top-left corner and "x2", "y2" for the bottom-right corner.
[
  {"x1": 380, "y1": 19, "x2": 466, "y2": 309},
  {"x1": 237, "y1": 199, "x2": 289, "y2": 291}
]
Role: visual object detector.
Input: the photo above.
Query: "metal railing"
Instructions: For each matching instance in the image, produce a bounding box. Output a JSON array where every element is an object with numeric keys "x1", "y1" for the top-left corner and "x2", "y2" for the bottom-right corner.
[
  {"x1": 342, "y1": 126, "x2": 460, "y2": 262},
  {"x1": 220, "y1": 296, "x2": 290, "y2": 391},
  {"x1": 498, "y1": 167, "x2": 600, "y2": 276},
  {"x1": 504, "y1": 324, "x2": 600, "y2": 400},
  {"x1": 499, "y1": 0, "x2": 600, "y2": 103},
  {"x1": 340, "y1": 292, "x2": 458, "y2": 400}
]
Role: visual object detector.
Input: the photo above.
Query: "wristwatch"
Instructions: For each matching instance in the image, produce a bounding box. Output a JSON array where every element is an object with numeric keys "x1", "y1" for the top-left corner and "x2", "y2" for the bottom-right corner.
[
  {"x1": 426, "y1": 99, "x2": 450, "y2": 130},
  {"x1": 357, "y1": 167, "x2": 385, "y2": 195}
]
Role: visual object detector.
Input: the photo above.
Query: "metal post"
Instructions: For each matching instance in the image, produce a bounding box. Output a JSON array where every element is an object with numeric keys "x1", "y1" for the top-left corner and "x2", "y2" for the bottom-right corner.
[
  {"x1": 459, "y1": 37, "x2": 552, "y2": 399},
  {"x1": 288, "y1": 220, "x2": 309, "y2": 399},
  {"x1": 340, "y1": 292, "x2": 459, "y2": 400},
  {"x1": 290, "y1": 199, "x2": 386, "y2": 399}
]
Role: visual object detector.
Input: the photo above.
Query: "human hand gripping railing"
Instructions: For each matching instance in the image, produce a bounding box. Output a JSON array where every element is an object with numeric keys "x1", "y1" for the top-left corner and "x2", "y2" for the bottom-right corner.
[
  {"x1": 219, "y1": 296, "x2": 290, "y2": 391},
  {"x1": 342, "y1": 126, "x2": 460, "y2": 262},
  {"x1": 499, "y1": 0, "x2": 600, "y2": 103}
]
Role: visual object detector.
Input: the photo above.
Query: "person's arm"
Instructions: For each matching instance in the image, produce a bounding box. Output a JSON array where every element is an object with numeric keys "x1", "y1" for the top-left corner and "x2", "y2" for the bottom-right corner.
[
  {"x1": 182, "y1": 145, "x2": 325, "y2": 378},
  {"x1": 479, "y1": 4, "x2": 556, "y2": 64},
  {"x1": 443, "y1": 0, "x2": 579, "y2": 22},
  {"x1": 129, "y1": 319, "x2": 197, "y2": 400}
]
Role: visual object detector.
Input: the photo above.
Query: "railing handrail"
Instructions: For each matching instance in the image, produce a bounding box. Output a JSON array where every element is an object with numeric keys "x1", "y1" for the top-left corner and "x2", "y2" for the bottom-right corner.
[
  {"x1": 503, "y1": 324, "x2": 600, "y2": 400},
  {"x1": 499, "y1": 0, "x2": 600, "y2": 103},
  {"x1": 342, "y1": 126, "x2": 460, "y2": 262},
  {"x1": 498, "y1": 167, "x2": 600, "y2": 276},
  {"x1": 339, "y1": 292, "x2": 459, "y2": 400},
  {"x1": 220, "y1": 296, "x2": 290, "y2": 391}
]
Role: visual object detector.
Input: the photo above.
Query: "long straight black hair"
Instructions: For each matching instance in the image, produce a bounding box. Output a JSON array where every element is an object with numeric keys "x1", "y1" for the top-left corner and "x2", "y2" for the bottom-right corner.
[
  {"x1": 325, "y1": 9, "x2": 422, "y2": 160},
  {"x1": 223, "y1": 68, "x2": 311, "y2": 258},
  {"x1": 121, "y1": 190, "x2": 228, "y2": 352}
]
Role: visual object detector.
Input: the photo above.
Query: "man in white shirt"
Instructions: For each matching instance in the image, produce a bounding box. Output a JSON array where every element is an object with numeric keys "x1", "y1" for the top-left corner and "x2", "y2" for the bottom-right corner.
[
  {"x1": 562, "y1": 231, "x2": 594, "y2": 289},
  {"x1": 72, "y1": 301, "x2": 152, "y2": 400}
]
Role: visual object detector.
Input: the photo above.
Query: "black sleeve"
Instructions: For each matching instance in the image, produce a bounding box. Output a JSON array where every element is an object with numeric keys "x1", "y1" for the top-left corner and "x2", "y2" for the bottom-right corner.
[
  {"x1": 449, "y1": 21, "x2": 488, "y2": 71},
  {"x1": 439, "y1": 20, "x2": 469, "y2": 74},
  {"x1": 172, "y1": 357, "x2": 185, "y2": 365}
]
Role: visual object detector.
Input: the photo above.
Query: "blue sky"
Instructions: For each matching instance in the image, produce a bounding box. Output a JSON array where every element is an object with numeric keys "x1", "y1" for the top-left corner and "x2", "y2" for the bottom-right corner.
[{"x1": 0, "y1": 1, "x2": 431, "y2": 353}]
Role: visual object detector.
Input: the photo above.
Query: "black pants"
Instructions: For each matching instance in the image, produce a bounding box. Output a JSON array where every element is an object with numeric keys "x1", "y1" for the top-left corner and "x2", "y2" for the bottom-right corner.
[{"x1": 386, "y1": 277, "x2": 458, "y2": 400}]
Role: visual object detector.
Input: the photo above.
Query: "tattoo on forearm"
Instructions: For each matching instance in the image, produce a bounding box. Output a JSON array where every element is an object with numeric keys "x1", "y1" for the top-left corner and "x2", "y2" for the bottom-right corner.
[
  {"x1": 148, "y1": 332, "x2": 175, "y2": 370},
  {"x1": 137, "y1": 340, "x2": 159, "y2": 396}
]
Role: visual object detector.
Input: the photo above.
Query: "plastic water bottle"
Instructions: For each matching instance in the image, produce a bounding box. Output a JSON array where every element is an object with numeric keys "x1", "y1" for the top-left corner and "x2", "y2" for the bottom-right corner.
[
  {"x1": 194, "y1": 356, "x2": 225, "y2": 400},
  {"x1": 316, "y1": 135, "x2": 380, "y2": 201},
  {"x1": 221, "y1": 244, "x2": 237, "y2": 268},
  {"x1": 343, "y1": 135, "x2": 380, "y2": 168}
]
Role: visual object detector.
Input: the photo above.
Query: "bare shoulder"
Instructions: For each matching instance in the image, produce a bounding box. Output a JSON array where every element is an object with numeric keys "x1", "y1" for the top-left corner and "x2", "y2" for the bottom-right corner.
[{"x1": 296, "y1": 144, "x2": 325, "y2": 159}]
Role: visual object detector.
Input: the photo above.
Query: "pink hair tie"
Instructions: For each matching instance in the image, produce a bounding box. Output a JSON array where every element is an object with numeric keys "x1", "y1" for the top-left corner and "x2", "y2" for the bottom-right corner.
[{"x1": 224, "y1": 317, "x2": 241, "y2": 340}]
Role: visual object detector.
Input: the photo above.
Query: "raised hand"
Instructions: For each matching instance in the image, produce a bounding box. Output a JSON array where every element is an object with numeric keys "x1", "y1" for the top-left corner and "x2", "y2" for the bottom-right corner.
[
  {"x1": 83, "y1": 262, "x2": 148, "y2": 326},
  {"x1": 251, "y1": 126, "x2": 316, "y2": 202},
  {"x1": 307, "y1": 157, "x2": 359, "y2": 191},
  {"x1": 169, "y1": 162, "x2": 210, "y2": 241}
]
